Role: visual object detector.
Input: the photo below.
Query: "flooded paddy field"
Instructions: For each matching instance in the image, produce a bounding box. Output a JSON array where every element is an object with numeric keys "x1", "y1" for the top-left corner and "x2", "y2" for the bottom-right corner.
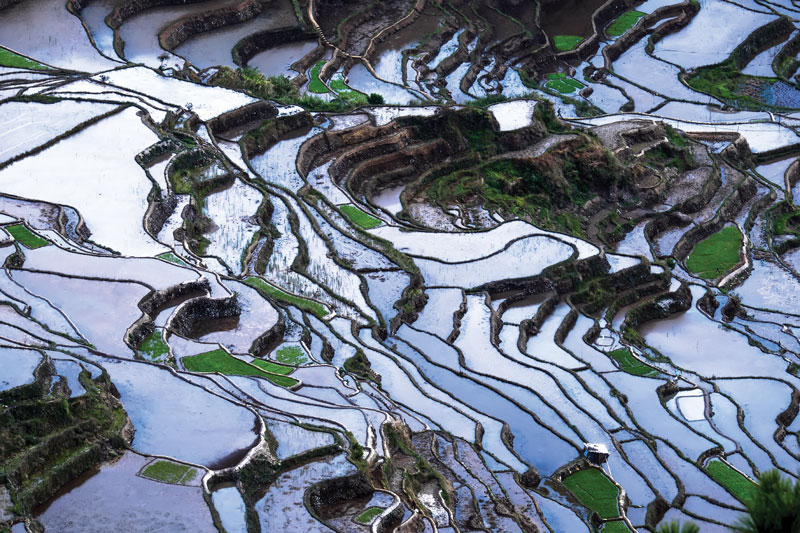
[{"x1": 5, "y1": 0, "x2": 800, "y2": 532}]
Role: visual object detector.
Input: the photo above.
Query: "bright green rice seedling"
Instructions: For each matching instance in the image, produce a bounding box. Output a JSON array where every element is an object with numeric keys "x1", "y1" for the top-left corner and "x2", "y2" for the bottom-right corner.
[
  {"x1": 340, "y1": 204, "x2": 382, "y2": 229},
  {"x1": 706, "y1": 460, "x2": 758, "y2": 504},
  {"x1": 563, "y1": 468, "x2": 621, "y2": 519},
  {"x1": 686, "y1": 225, "x2": 743, "y2": 279},
  {"x1": 6, "y1": 224, "x2": 49, "y2": 249},
  {"x1": 606, "y1": 11, "x2": 645, "y2": 37}
]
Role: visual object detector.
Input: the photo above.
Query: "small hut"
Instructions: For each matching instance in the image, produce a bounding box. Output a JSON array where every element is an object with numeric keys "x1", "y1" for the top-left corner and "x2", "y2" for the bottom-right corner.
[{"x1": 583, "y1": 443, "x2": 609, "y2": 465}]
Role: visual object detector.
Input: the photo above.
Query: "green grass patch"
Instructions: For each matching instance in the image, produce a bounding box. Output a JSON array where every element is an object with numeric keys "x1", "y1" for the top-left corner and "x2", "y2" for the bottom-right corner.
[
  {"x1": 562, "y1": 468, "x2": 621, "y2": 519},
  {"x1": 605, "y1": 11, "x2": 645, "y2": 37},
  {"x1": 553, "y1": 35, "x2": 583, "y2": 51},
  {"x1": 308, "y1": 61, "x2": 330, "y2": 94},
  {"x1": 686, "y1": 225, "x2": 743, "y2": 279},
  {"x1": 138, "y1": 329, "x2": 169, "y2": 361},
  {"x1": 158, "y1": 252, "x2": 189, "y2": 266},
  {"x1": 356, "y1": 507, "x2": 383, "y2": 524},
  {"x1": 330, "y1": 76, "x2": 368, "y2": 105},
  {"x1": 275, "y1": 345, "x2": 308, "y2": 365},
  {"x1": 244, "y1": 277, "x2": 329, "y2": 318},
  {"x1": 141, "y1": 460, "x2": 197, "y2": 484},
  {"x1": 183, "y1": 349, "x2": 299, "y2": 387},
  {"x1": 602, "y1": 521, "x2": 632, "y2": 533},
  {"x1": 706, "y1": 459, "x2": 758, "y2": 504},
  {"x1": 340, "y1": 204, "x2": 382, "y2": 229},
  {"x1": 0, "y1": 47, "x2": 48, "y2": 70},
  {"x1": 608, "y1": 348, "x2": 660, "y2": 377},
  {"x1": 250, "y1": 358, "x2": 294, "y2": 375},
  {"x1": 6, "y1": 224, "x2": 49, "y2": 249},
  {"x1": 545, "y1": 73, "x2": 585, "y2": 94}
]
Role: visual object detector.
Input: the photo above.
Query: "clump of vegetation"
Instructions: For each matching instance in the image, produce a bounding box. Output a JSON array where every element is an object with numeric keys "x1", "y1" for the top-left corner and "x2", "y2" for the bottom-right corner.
[
  {"x1": 562, "y1": 468, "x2": 621, "y2": 519},
  {"x1": 608, "y1": 348, "x2": 661, "y2": 377},
  {"x1": 735, "y1": 469, "x2": 800, "y2": 532},
  {"x1": 330, "y1": 75, "x2": 368, "y2": 105},
  {"x1": 0, "y1": 46, "x2": 48, "y2": 70},
  {"x1": 425, "y1": 135, "x2": 625, "y2": 236},
  {"x1": 706, "y1": 459, "x2": 758, "y2": 504},
  {"x1": 182, "y1": 348, "x2": 298, "y2": 387},
  {"x1": 356, "y1": 507, "x2": 383, "y2": 524},
  {"x1": 344, "y1": 350, "x2": 380, "y2": 382},
  {"x1": 210, "y1": 66, "x2": 356, "y2": 112},
  {"x1": 138, "y1": 329, "x2": 169, "y2": 361},
  {"x1": 6, "y1": 224, "x2": 49, "y2": 249},
  {"x1": 244, "y1": 277, "x2": 330, "y2": 318},
  {"x1": 605, "y1": 10, "x2": 645, "y2": 37},
  {"x1": 367, "y1": 93, "x2": 385, "y2": 105},
  {"x1": 275, "y1": 345, "x2": 308, "y2": 365},
  {"x1": 157, "y1": 251, "x2": 189, "y2": 266},
  {"x1": 686, "y1": 226, "x2": 743, "y2": 279},
  {"x1": 553, "y1": 35, "x2": 583, "y2": 51},
  {"x1": 545, "y1": 72, "x2": 584, "y2": 94},
  {"x1": 658, "y1": 522, "x2": 699, "y2": 533},
  {"x1": 140, "y1": 460, "x2": 198, "y2": 484},
  {"x1": 340, "y1": 204, "x2": 382, "y2": 229}
]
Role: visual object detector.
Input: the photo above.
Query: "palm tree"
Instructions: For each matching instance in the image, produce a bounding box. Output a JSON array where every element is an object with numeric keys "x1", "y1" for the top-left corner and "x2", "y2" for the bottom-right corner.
[
  {"x1": 658, "y1": 520, "x2": 699, "y2": 533},
  {"x1": 735, "y1": 469, "x2": 800, "y2": 532}
]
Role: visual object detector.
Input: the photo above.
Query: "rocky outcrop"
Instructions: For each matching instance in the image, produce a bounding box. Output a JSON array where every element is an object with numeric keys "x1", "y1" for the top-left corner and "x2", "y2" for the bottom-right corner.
[{"x1": 167, "y1": 295, "x2": 241, "y2": 337}]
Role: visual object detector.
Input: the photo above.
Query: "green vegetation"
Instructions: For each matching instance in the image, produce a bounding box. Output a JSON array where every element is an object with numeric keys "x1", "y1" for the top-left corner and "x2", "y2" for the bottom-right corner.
[
  {"x1": 706, "y1": 459, "x2": 758, "y2": 504},
  {"x1": 603, "y1": 521, "x2": 633, "y2": 532},
  {"x1": 425, "y1": 138, "x2": 624, "y2": 237},
  {"x1": 182, "y1": 349, "x2": 299, "y2": 387},
  {"x1": 140, "y1": 460, "x2": 197, "y2": 484},
  {"x1": 356, "y1": 507, "x2": 383, "y2": 524},
  {"x1": 658, "y1": 521, "x2": 699, "y2": 533},
  {"x1": 367, "y1": 93, "x2": 385, "y2": 105},
  {"x1": 309, "y1": 61, "x2": 330, "y2": 93},
  {"x1": 250, "y1": 358, "x2": 294, "y2": 375},
  {"x1": 138, "y1": 329, "x2": 169, "y2": 361},
  {"x1": 340, "y1": 204, "x2": 382, "y2": 229},
  {"x1": 330, "y1": 75, "x2": 368, "y2": 105},
  {"x1": 686, "y1": 226, "x2": 743, "y2": 279},
  {"x1": 158, "y1": 252, "x2": 189, "y2": 266},
  {"x1": 6, "y1": 224, "x2": 49, "y2": 249},
  {"x1": 244, "y1": 277, "x2": 329, "y2": 318},
  {"x1": 606, "y1": 11, "x2": 645, "y2": 37},
  {"x1": 562, "y1": 468, "x2": 620, "y2": 519},
  {"x1": 553, "y1": 35, "x2": 583, "y2": 51},
  {"x1": 545, "y1": 72, "x2": 585, "y2": 94},
  {"x1": 0, "y1": 47, "x2": 48, "y2": 70},
  {"x1": 608, "y1": 348, "x2": 660, "y2": 377},
  {"x1": 344, "y1": 350, "x2": 379, "y2": 382},
  {"x1": 735, "y1": 469, "x2": 800, "y2": 532},
  {"x1": 210, "y1": 66, "x2": 359, "y2": 112},
  {"x1": 275, "y1": 345, "x2": 308, "y2": 365}
]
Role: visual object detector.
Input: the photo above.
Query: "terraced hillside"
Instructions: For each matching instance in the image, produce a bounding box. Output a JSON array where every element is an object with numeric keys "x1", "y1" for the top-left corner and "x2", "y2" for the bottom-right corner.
[{"x1": 4, "y1": 0, "x2": 800, "y2": 532}]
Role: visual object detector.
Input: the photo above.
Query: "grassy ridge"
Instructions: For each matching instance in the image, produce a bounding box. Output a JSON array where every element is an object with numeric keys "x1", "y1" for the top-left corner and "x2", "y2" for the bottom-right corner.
[{"x1": 686, "y1": 225, "x2": 743, "y2": 279}]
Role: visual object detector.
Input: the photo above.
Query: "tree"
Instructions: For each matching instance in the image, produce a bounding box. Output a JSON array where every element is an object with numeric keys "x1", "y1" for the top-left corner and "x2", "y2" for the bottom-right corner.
[
  {"x1": 735, "y1": 469, "x2": 800, "y2": 532},
  {"x1": 658, "y1": 521, "x2": 699, "y2": 533},
  {"x1": 367, "y1": 92, "x2": 384, "y2": 105}
]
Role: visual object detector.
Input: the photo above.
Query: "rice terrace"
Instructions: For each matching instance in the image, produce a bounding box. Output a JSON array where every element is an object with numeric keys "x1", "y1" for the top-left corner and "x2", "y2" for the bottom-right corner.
[{"x1": 5, "y1": 0, "x2": 800, "y2": 531}]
